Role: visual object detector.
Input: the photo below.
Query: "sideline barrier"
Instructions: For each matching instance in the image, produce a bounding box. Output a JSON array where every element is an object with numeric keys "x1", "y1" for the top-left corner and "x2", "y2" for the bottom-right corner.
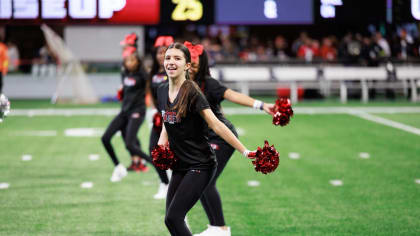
[{"x1": 4, "y1": 66, "x2": 419, "y2": 103}]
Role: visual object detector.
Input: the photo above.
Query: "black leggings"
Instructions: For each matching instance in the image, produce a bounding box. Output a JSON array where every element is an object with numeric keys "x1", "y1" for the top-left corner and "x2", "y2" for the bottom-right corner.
[
  {"x1": 149, "y1": 126, "x2": 169, "y2": 184},
  {"x1": 165, "y1": 168, "x2": 216, "y2": 236},
  {"x1": 101, "y1": 112, "x2": 152, "y2": 166},
  {"x1": 200, "y1": 141, "x2": 235, "y2": 226}
]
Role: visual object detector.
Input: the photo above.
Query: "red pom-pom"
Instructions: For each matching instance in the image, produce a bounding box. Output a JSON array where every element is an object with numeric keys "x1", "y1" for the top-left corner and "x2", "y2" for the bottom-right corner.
[
  {"x1": 273, "y1": 112, "x2": 290, "y2": 126},
  {"x1": 153, "y1": 112, "x2": 163, "y2": 132},
  {"x1": 152, "y1": 145, "x2": 177, "y2": 170},
  {"x1": 251, "y1": 140, "x2": 279, "y2": 174},
  {"x1": 272, "y1": 98, "x2": 293, "y2": 126},
  {"x1": 117, "y1": 88, "x2": 124, "y2": 101}
]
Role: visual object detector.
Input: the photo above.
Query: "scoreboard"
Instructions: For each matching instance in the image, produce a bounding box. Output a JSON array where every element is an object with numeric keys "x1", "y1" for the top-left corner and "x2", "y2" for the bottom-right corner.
[
  {"x1": 315, "y1": 0, "x2": 420, "y2": 24},
  {"x1": 215, "y1": 0, "x2": 313, "y2": 25},
  {"x1": 0, "y1": 0, "x2": 419, "y2": 25}
]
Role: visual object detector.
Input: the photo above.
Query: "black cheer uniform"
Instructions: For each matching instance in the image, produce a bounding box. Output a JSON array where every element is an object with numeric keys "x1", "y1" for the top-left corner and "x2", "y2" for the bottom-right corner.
[
  {"x1": 101, "y1": 68, "x2": 152, "y2": 166},
  {"x1": 157, "y1": 82, "x2": 216, "y2": 236},
  {"x1": 149, "y1": 72, "x2": 169, "y2": 184},
  {"x1": 199, "y1": 76, "x2": 238, "y2": 227}
]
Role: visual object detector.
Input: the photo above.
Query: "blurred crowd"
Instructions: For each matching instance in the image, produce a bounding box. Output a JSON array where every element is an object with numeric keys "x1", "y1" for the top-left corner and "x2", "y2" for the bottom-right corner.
[
  {"x1": 3, "y1": 25, "x2": 420, "y2": 76},
  {"x1": 182, "y1": 28, "x2": 420, "y2": 66}
]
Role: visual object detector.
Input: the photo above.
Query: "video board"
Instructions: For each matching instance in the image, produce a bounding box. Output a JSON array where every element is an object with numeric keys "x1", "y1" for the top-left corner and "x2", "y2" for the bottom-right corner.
[{"x1": 215, "y1": 0, "x2": 313, "y2": 25}]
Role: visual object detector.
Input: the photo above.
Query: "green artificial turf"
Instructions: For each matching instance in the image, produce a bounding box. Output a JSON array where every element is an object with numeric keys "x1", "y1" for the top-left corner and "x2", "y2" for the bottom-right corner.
[{"x1": 1, "y1": 102, "x2": 420, "y2": 235}]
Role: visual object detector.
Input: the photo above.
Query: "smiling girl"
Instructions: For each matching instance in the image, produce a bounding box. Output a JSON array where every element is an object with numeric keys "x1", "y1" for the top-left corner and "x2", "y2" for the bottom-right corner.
[{"x1": 156, "y1": 43, "x2": 255, "y2": 236}]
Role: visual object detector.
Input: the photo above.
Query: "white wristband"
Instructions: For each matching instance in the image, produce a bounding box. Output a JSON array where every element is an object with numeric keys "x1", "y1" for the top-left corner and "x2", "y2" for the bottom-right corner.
[
  {"x1": 242, "y1": 149, "x2": 251, "y2": 158},
  {"x1": 253, "y1": 100, "x2": 263, "y2": 110}
]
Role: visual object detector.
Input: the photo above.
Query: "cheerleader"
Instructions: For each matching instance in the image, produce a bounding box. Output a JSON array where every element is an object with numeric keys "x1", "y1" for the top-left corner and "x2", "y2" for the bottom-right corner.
[
  {"x1": 101, "y1": 47, "x2": 152, "y2": 182},
  {"x1": 117, "y1": 33, "x2": 150, "y2": 172},
  {"x1": 183, "y1": 41, "x2": 274, "y2": 236},
  {"x1": 0, "y1": 37, "x2": 8, "y2": 94},
  {"x1": 148, "y1": 36, "x2": 174, "y2": 199},
  {"x1": 156, "y1": 43, "x2": 255, "y2": 236}
]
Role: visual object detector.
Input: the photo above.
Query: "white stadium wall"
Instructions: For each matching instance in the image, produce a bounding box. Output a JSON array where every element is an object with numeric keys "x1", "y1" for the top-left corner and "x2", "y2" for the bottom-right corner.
[{"x1": 64, "y1": 26, "x2": 145, "y2": 62}]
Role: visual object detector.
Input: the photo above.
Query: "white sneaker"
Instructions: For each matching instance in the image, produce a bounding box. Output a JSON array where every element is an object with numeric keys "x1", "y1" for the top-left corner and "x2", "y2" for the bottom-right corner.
[
  {"x1": 166, "y1": 169, "x2": 172, "y2": 181},
  {"x1": 194, "y1": 225, "x2": 231, "y2": 236},
  {"x1": 153, "y1": 183, "x2": 168, "y2": 199},
  {"x1": 185, "y1": 216, "x2": 191, "y2": 230},
  {"x1": 110, "y1": 164, "x2": 128, "y2": 182}
]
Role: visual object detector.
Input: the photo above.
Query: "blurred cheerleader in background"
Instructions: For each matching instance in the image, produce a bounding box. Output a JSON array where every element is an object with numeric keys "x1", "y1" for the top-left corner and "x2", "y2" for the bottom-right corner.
[
  {"x1": 148, "y1": 36, "x2": 174, "y2": 199},
  {"x1": 101, "y1": 34, "x2": 151, "y2": 182},
  {"x1": 184, "y1": 41, "x2": 274, "y2": 236}
]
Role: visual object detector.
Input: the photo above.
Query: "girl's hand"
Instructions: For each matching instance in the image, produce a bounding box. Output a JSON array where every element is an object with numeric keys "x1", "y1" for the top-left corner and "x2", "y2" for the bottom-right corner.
[
  {"x1": 157, "y1": 141, "x2": 169, "y2": 147},
  {"x1": 263, "y1": 103, "x2": 275, "y2": 116},
  {"x1": 242, "y1": 150, "x2": 257, "y2": 159}
]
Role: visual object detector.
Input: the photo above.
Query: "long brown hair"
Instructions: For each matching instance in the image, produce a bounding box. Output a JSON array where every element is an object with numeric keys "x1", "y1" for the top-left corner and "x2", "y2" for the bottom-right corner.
[{"x1": 167, "y1": 43, "x2": 204, "y2": 119}]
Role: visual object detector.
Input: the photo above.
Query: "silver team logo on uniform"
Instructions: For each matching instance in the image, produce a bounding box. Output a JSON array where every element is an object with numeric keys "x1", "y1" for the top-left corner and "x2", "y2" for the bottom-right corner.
[
  {"x1": 162, "y1": 110, "x2": 179, "y2": 124},
  {"x1": 124, "y1": 77, "x2": 136, "y2": 86},
  {"x1": 152, "y1": 74, "x2": 167, "y2": 83}
]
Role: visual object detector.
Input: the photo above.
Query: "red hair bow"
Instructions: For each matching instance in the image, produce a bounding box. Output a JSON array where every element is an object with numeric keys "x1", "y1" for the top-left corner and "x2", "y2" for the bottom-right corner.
[
  {"x1": 154, "y1": 36, "x2": 174, "y2": 48},
  {"x1": 120, "y1": 33, "x2": 138, "y2": 46},
  {"x1": 184, "y1": 41, "x2": 204, "y2": 63},
  {"x1": 122, "y1": 46, "x2": 137, "y2": 58}
]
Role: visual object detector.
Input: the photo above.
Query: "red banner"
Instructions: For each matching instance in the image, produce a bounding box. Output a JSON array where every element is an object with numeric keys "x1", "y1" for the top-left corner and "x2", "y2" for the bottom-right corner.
[
  {"x1": 0, "y1": 0, "x2": 160, "y2": 25},
  {"x1": 105, "y1": 0, "x2": 160, "y2": 24}
]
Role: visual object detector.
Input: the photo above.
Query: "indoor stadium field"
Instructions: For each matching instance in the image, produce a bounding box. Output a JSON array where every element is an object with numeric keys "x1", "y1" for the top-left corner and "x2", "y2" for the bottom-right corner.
[
  {"x1": 2, "y1": 1, "x2": 420, "y2": 235},
  {"x1": 1, "y1": 98, "x2": 419, "y2": 236}
]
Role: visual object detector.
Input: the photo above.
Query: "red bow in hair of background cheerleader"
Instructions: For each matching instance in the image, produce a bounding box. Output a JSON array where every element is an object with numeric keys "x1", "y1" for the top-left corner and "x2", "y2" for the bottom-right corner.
[
  {"x1": 122, "y1": 46, "x2": 137, "y2": 58},
  {"x1": 154, "y1": 36, "x2": 174, "y2": 48},
  {"x1": 184, "y1": 41, "x2": 204, "y2": 63},
  {"x1": 120, "y1": 33, "x2": 138, "y2": 46}
]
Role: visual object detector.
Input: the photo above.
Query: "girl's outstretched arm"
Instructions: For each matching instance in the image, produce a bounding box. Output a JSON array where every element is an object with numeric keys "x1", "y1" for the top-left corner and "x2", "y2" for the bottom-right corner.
[
  {"x1": 200, "y1": 108, "x2": 252, "y2": 157},
  {"x1": 223, "y1": 89, "x2": 275, "y2": 115}
]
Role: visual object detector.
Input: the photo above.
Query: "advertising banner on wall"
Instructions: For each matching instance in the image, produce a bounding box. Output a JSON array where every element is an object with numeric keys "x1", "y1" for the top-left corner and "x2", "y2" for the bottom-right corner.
[{"x1": 0, "y1": 0, "x2": 160, "y2": 24}]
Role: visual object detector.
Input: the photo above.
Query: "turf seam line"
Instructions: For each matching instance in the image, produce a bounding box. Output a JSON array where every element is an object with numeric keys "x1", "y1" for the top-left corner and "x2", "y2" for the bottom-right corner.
[
  {"x1": 350, "y1": 111, "x2": 420, "y2": 136},
  {"x1": 9, "y1": 107, "x2": 420, "y2": 116}
]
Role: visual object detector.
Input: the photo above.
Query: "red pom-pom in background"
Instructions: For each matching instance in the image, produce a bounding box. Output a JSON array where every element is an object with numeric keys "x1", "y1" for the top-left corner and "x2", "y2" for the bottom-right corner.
[
  {"x1": 273, "y1": 112, "x2": 290, "y2": 126},
  {"x1": 152, "y1": 145, "x2": 177, "y2": 170},
  {"x1": 117, "y1": 88, "x2": 124, "y2": 101},
  {"x1": 250, "y1": 140, "x2": 279, "y2": 174},
  {"x1": 272, "y1": 98, "x2": 293, "y2": 126},
  {"x1": 152, "y1": 112, "x2": 163, "y2": 132}
]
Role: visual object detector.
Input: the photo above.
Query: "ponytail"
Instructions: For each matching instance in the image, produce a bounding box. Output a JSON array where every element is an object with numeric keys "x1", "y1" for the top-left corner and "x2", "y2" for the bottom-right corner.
[{"x1": 171, "y1": 79, "x2": 203, "y2": 120}]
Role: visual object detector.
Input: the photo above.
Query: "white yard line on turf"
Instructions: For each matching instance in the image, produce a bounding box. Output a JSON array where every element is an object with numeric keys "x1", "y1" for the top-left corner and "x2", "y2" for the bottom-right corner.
[
  {"x1": 80, "y1": 182, "x2": 93, "y2": 189},
  {"x1": 225, "y1": 107, "x2": 420, "y2": 115},
  {"x1": 247, "y1": 180, "x2": 260, "y2": 187},
  {"x1": 14, "y1": 130, "x2": 57, "y2": 136},
  {"x1": 9, "y1": 107, "x2": 420, "y2": 137},
  {"x1": 329, "y1": 180, "x2": 343, "y2": 186},
  {"x1": 288, "y1": 152, "x2": 300, "y2": 159},
  {"x1": 11, "y1": 108, "x2": 120, "y2": 116},
  {"x1": 88, "y1": 154, "x2": 100, "y2": 161},
  {"x1": 142, "y1": 181, "x2": 153, "y2": 186},
  {"x1": 64, "y1": 128, "x2": 105, "y2": 137},
  {"x1": 9, "y1": 107, "x2": 420, "y2": 116},
  {"x1": 350, "y1": 111, "x2": 420, "y2": 136},
  {"x1": 359, "y1": 152, "x2": 370, "y2": 159},
  {"x1": 22, "y1": 154, "x2": 32, "y2": 161},
  {"x1": 0, "y1": 183, "x2": 10, "y2": 189}
]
